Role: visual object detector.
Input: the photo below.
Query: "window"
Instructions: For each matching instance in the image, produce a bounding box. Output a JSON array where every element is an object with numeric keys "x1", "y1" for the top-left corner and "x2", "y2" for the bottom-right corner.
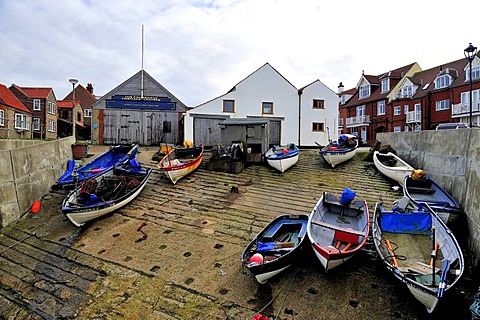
[
  {"x1": 262, "y1": 102, "x2": 273, "y2": 114},
  {"x1": 401, "y1": 85, "x2": 413, "y2": 98},
  {"x1": 313, "y1": 99, "x2": 324, "y2": 109},
  {"x1": 33, "y1": 118, "x2": 40, "y2": 131},
  {"x1": 356, "y1": 105, "x2": 365, "y2": 116},
  {"x1": 394, "y1": 106, "x2": 401, "y2": 115},
  {"x1": 394, "y1": 126, "x2": 402, "y2": 132},
  {"x1": 15, "y1": 113, "x2": 28, "y2": 130},
  {"x1": 381, "y1": 78, "x2": 389, "y2": 93},
  {"x1": 359, "y1": 85, "x2": 370, "y2": 99},
  {"x1": 340, "y1": 95, "x2": 346, "y2": 104},
  {"x1": 84, "y1": 109, "x2": 92, "y2": 117},
  {"x1": 48, "y1": 102, "x2": 55, "y2": 114},
  {"x1": 435, "y1": 75, "x2": 450, "y2": 89},
  {"x1": 404, "y1": 105, "x2": 409, "y2": 114},
  {"x1": 223, "y1": 100, "x2": 235, "y2": 113},
  {"x1": 312, "y1": 122, "x2": 325, "y2": 132},
  {"x1": 0, "y1": 109, "x2": 4, "y2": 126},
  {"x1": 162, "y1": 121, "x2": 171, "y2": 133},
  {"x1": 377, "y1": 101, "x2": 385, "y2": 115},
  {"x1": 414, "y1": 124, "x2": 421, "y2": 131},
  {"x1": 461, "y1": 89, "x2": 480, "y2": 105},
  {"x1": 404, "y1": 126, "x2": 409, "y2": 132},
  {"x1": 436, "y1": 99, "x2": 450, "y2": 111},
  {"x1": 466, "y1": 66, "x2": 480, "y2": 81},
  {"x1": 48, "y1": 119, "x2": 55, "y2": 132},
  {"x1": 33, "y1": 99, "x2": 41, "y2": 111}
]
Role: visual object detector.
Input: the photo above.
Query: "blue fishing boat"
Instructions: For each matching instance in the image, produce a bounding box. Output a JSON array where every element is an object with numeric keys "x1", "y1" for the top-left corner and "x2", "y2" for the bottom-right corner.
[
  {"x1": 403, "y1": 176, "x2": 461, "y2": 224},
  {"x1": 53, "y1": 144, "x2": 139, "y2": 189},
  {"x1": 242, "y1": 214, "x2": 308, "y2": 284}
]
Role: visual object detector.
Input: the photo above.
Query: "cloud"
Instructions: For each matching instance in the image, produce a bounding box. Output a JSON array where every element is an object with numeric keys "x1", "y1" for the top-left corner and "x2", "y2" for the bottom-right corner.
[{"x1": 1, "y1": 0, "x2": 479, "y2": 106}]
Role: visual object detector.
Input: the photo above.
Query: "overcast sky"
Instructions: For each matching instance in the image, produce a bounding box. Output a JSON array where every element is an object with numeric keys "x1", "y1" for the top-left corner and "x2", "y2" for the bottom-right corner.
[{"x1": 1, "y1": 0, "x2": 479, "y2": 106}]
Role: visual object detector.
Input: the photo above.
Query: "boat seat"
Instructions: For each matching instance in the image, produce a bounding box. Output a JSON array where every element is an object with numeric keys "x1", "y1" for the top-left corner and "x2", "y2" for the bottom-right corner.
[
  {"x1": 407, "y1": 186, "x2": 435, "y2": 194},
  {"x1": 324, "y1": 197, "x2": 364, "y2": 212},
  {"x1": 262, "y1": 222, "x2": 304, "y2": 242},
  {"x1": 312, "y1": 221, "x2": 365, "y2": 238}
]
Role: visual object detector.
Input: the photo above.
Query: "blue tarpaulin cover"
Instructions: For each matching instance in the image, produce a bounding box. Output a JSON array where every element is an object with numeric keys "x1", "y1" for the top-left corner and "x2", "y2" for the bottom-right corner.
[{"x1": 380, "y1": 211, "x2": 432, "y2": 234}]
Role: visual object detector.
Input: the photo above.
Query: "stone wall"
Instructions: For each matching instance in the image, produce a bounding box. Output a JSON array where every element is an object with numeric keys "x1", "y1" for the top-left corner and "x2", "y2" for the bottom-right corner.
[
  {"x1": 377, "y1": 129, "x2": 480, "y2": 266},
  {"x1": 0, "y1": 136, "x2": 75, "y2": 227}
]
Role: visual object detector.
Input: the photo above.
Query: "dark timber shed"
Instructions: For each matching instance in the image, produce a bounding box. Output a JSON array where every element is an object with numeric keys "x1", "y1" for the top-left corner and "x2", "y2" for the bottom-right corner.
[{"x1": 220, "y1": 118, "x2": 269, "y2": 163}]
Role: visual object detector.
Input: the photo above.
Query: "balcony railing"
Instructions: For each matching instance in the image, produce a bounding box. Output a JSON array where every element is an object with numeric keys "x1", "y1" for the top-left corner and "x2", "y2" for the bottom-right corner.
[
  {"x1": 393, "y1": 91, "x2": 414, "y2": 100},
  {"x1": 346, "y1": 115, "x2": 370, "y2": 127},
  {"x1": 452, "y1": 102, "x2": 480, "y2": 116},
  {"x1": 406, "y1": 111, "x2": 421, "y2": 123}
]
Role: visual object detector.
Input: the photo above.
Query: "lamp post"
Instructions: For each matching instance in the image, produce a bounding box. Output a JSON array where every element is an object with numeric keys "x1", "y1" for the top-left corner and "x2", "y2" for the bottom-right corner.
[
  {"x1": 69, "y1": 78, "x2": 78, "y2": 139},
  {"x1": 464, "y1": 43, "x2": 477, "y2": 128}
]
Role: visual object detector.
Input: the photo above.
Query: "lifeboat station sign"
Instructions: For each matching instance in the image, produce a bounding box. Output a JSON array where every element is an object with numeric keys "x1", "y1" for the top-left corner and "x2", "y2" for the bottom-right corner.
[{"x1": 106, "y1": 95, "x2": 176, "y2": 110}]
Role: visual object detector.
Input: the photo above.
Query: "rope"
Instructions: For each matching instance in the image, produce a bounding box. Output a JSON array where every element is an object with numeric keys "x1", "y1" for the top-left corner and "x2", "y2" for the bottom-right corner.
[
  {"x1": 274, "y1": 268, "x2": 297, "y2": 320},
  {"x1": 250, "y1": 268, "x2": 297, "y2": 320},
  {"x1": 471, "y1": 288, "x2": 480, "y2": 319}
]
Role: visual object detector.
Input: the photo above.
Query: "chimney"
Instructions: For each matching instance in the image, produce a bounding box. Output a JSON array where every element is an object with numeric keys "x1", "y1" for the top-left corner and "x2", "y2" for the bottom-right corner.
[
  {"x1": 86, "y1": 83, "x2": 94, "y2": 94},
  {"x1": 338, "y1": 82, "x2": 344, "y2": 94}
]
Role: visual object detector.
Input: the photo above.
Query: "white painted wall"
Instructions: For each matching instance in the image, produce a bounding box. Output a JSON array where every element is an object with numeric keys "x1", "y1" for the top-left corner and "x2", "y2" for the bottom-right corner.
[
  {"x1": 299, "y1": 80, "x2": 339, "y2": 146},
  {"x1": 185, "y1": 63, "x2": 339, "y2": 147}
]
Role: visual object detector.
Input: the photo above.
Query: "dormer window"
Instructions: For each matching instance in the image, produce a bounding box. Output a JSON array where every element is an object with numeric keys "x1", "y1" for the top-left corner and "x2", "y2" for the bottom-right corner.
[
  {"x1": 381, "y1": 78, "x2": 390, "y2": 93},
  {"x1": 435, "y1": 75, "x2": 451, "y2": 89},
  {"x1": 359, "y1": 85, "x2": 370, "y2": 99},
  {"x1": 466, "y1": 65, "x2": 480, "y2": 81}
]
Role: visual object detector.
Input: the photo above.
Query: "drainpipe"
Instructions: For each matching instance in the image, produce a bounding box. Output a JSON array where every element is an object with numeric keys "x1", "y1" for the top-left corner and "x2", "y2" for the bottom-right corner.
[{"x1": 298, "y1": 89, "x2": 303, "y2": 146}]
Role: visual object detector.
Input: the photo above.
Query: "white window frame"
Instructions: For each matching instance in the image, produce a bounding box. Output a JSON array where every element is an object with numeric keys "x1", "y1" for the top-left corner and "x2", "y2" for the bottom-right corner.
[
  {"x1": 0, "y1": 109, "x2": 4, "y2": 126},
  {"x1": 84, "y1": 109, "x2": 92, "y2": 118},
  {"x1": 394, "y1": 106, "x2": 401, "y2": 116},
  {"x1": 33, "y1": 118, "x2": 40, "y2": 131},
  {"x1": 33, "y1": 99, "x2": 41, "y2": 111},
  {"x1": 15, "y1": 113, "x2": 28, "y2": 130},
  {"x1": 404, "y1": 105, "x2": 409, "y2": 114},
  {"x1": 48, "y1": 119, "x2": 55, "y2": 132},
  {"x1": 381, "y1": 78, "x2": 389, "y2": 93},
  {"x1": 404, "y1": 126, "x2": 409, "y2": 132},
  {"x1": 436, "y1": 99, "x2": 450, "y2": 111},
  {"x1": 48, "y1": 102, "x2": 55, "y2": 114},
  {"x1": 401, "y1": 85, "x2": 413, "y2": 98},
  {"x1": 435, "y1": 75, "x2": 451, "y2": 89},
  {"x1": 394, "y1": 126, "x2": 402, "y2": 132},
  {"x1": 359, "y1": 85, "x2": 370, "y2": 99},
  {"x1": 377, "y1": 100, "x2": 385, "y2": 115},
  {"x1": 356, "y1": 105, "x2": 365, "y2": 116},
  {"x1": 466, "y1": 65, "x2": 480, "y2": 81},
  {"x1": 461, "y1": 89, "x2": 480, "y2": 105}
]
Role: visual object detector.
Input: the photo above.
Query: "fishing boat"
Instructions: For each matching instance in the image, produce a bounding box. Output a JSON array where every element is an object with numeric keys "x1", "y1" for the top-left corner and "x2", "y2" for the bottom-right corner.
[
  {"x1": 61, "y1": 159, "x2": 152, "y2": 227},
  {"x1": 265, "y1": 143, "x2": 299, "y2": 172},
  {"x1": 320, "y1": 134, "x2": 358, "y2": 168},
  {"x1": 373, "y1": 151, "x2": 414, "y2": 186},
  {"x1": 158, "y1": 144, "x2": 204, "y2": 184},
  {"x1": 53, "y1": 144, "x2": 139, "y2": 189},
  {"x1": 242, "y1": 214, "x2": 308, "y2": 284},
  {"x1": 372, "y1": 199, "x2": 464, "y2": 313},
  {"x1": 307, "y1": 190, "x2": 369, "y2": 272},
  {"x1": 403, "y1": 176, "x2": 461, "y2": 224}
]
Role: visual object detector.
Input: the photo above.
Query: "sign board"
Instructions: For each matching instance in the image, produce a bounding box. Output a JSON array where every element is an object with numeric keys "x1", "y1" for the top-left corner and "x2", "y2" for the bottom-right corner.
[{"x1": 106, "y1": 95, "x2": 176, "y2": 110}]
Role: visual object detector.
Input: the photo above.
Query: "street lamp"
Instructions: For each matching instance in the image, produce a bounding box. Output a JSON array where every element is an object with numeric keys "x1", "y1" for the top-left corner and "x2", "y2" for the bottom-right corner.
[
  {"x1": 464, "y1": 43, "x2": 477, "y2": 128},
  {"x1": 69, "y1": 78, "x2": 78, "y2": 139}
]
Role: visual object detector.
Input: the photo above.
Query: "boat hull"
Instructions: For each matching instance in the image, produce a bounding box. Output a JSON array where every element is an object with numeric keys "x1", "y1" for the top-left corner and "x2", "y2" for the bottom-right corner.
[
  {"x1": 372, "y1": 202, "x2": 464, "y2": 313},
  {"x1": 265, "y1": 144, "x2": 299, "y2": 172},
  {"x1": 403, "y1": 176, "x2": 461, "y2": 224},
  {"x1": 373, "y1": 151, "x2": 414, "y2": 185},
  {"x1": 158, "y1": 145, "x2": 204, "y2": 184},
  {"x1": 320, "y1": 140, "x2": 358, "y2": 168},
  {"x1": 307, "y1": 192, "x2": 369, "y2": 272},
  {"x1": 62, "y1": 166, "x2": 152, "y2": 227},
  {"x1": 242, "y1": 214, "x2": 308, "y2": 284},
  {"x1": 54, "y1": 144, "x2": 139, "y2": 189}
]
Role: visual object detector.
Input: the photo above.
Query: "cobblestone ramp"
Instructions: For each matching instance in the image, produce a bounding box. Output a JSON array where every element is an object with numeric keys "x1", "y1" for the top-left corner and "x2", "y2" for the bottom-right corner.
[{"x1": 0, "y1": 150, "x2": 471, "y2": 319}]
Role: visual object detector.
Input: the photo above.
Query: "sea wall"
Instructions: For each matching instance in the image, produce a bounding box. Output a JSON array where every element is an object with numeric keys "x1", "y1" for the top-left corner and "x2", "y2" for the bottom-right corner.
[
  {"x1": 0, "y1": 137, "x2": 75, "y2": 227},
  {"x1": 377, "y1": 129, "x2": 480, "y2": 266}
]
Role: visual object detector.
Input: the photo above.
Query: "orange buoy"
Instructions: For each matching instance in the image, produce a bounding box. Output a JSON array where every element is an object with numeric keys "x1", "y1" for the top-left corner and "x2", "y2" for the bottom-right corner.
[{"x1": 31, "y1": 201, "x2": 41, "y2": 213}]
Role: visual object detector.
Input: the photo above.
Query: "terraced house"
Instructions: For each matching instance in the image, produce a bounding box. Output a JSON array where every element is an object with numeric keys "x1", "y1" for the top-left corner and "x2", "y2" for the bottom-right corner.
[
  {"x1": 9, "y1": 85, "x2": 58, "y2": 140},
  {"x1": 0, "y1": 84, "x2": 32, "y2": 139},
  {"x1": 339, "y1": 52, "x2": 480, "y2": 145}
]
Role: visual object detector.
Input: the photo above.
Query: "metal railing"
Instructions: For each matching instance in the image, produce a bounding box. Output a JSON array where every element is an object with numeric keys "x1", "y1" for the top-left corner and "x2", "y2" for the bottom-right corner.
[
  {"x1": 452, "y1": 101, "x2": 480, "y2": 115},
  {"x1": 406, "y1": 111, "x2": 421, "y2": 123},
  {"x1": 346, "y1": 115, "x2": 370, "y2": 127}
]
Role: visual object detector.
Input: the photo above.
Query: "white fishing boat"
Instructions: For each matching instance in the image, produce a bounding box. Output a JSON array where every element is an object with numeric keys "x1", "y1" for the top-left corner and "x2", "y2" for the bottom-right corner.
[
  {"x1": 265, "y1": 143, "x2": 299, "y2": 173},
  {"x1": 320, "y1": 135, "x2": 358, "y2": 168},
  {"x1": 372, "y1": 199, "x2": 464, "y2": 313},
  {"x1": 373, "y1": 151, "x2": 414, "y2": 185}
]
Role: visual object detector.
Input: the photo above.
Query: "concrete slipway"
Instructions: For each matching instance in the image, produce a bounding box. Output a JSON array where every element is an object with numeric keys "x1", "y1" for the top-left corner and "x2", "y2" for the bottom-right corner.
[{"x1": 0, "y1": 148, "x2": 474, "y2": 319}]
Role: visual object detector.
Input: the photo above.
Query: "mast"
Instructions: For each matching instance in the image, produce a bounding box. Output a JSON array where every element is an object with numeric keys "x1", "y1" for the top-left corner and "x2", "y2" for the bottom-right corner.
[{"x1": 141, "y1": 24, "x2": 144, "y2": 98}]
